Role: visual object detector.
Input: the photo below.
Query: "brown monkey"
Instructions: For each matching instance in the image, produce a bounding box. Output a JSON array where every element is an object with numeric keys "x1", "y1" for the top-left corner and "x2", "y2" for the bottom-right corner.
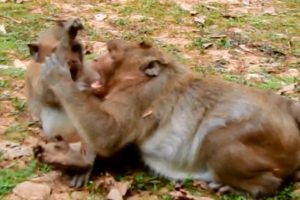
[
  {"x1": 37, "y1": 39, "x2": 300, "y2": 197},
  {"x1": 26, "y1": 18, "x2": 99, "y2": 186}
]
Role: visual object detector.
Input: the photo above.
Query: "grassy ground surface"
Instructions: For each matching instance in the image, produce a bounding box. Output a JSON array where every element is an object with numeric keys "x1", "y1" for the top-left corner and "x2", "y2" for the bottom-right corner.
[{"x1": 0, "y1": 0, "x2": 300, "y2": 199}]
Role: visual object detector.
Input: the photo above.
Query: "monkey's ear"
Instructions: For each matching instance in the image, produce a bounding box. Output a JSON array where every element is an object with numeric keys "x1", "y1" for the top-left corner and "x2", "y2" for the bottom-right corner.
[
  {"x1": 140, "y1": 59, "x2": 162, "y2": 77},
  {"x1": 107, "y1": 39, "x2": 126, "y2": 62},
  {"x1": 28, "y1": 43, "x2": 39, "y2": 61}
]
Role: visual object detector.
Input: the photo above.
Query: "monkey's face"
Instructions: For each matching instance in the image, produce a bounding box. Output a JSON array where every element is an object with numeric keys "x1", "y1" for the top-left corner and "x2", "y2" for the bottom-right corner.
[
  {"x1": 28, "y1": 18, "x2": 85, "y2": 82},
  {"x1": 28, "y1": 40, "x2": 83, "y2": 81},
  {"x1": 91, "y1": 39, "x2": 173, "y2": 98}
]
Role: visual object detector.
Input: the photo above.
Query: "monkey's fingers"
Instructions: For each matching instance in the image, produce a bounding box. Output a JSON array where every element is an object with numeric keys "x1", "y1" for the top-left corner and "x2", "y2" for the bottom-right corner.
[
  {"x1": 33, "y1": 143, "x2": 91, "y2": 172},
  {"x1": 69, "y1": 170, "x2": 92, "y2": 188},
  {"x1": 65, "y1": 18, "x2": 84, "y2": 40}
]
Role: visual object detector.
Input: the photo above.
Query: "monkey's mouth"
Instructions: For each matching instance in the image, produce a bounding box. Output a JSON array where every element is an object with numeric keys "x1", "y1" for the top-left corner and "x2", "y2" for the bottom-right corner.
[{"x1": 91, "y1": 80, "x2": 103, "y2": 89}]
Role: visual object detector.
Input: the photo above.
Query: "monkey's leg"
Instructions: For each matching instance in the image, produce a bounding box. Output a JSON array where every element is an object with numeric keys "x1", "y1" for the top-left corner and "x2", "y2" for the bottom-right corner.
[
  {"x1": 69, "y1": 142, "x2": 96, "y2": 188},
  {"x1": 33, "y1": 141, "x2": 91, "y2": 172}
]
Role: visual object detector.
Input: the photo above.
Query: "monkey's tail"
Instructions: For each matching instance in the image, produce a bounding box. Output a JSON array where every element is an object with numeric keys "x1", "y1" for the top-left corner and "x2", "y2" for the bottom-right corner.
[{"x1": 290, "y1": 102, "x2": 300, "y2": 130}]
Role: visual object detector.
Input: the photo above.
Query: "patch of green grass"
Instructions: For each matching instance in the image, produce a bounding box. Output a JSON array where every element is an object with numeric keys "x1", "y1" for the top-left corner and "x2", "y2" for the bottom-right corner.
[
  {"x1": 217, "y1": 38, "x2": 234, "y2": 49},
  {"x1": 160, "y1": 194, "x2": 173, "y2": 200},
  {"x1": 253, "y1": 76, "x2": 298, "y2": 90},
  {"x1": 223, "y1": 73, "x2": 298, "y2": 91},
  {"x1": 112, "y1": 18, "x2": 130, "y2": 26},
  {"x1": 85, "y1": 181, "x2": 106, "y2": 198},
  {"x1": 221, "y1": 194, "x2": 250, "y2": 200},
  {"x1": 131, "y1": 172, "x2": 169, "y2": 192},
  {"x1": 0, "y1": 79, "x2": 9, "y2": 88},
  {"x1": 0, "y1": 68, "x2": 25, "y2": 79},
  {"x1": 192, "y1": 65, "x2": 217, "y2": 75},
  {"x1": 223, "y1": 74, "x2": 247, "y2": 85},
  {"x1": 12, "y1": 97, "x2": 27, "y2": 112},
  {"x1": 0, "y1": 3, "x2": 49, "y2": 64},
  {"x1": 0, "y1": 160, "x2": 40, "y2": 196},
  {"x1": 190, "y1": 37, "x2": 210, "y2": 51},
  {"x1": 4, "y1": 122, "x2": 30, "y2": 141},
  {"x1": 266, "y1": 185, "x2": 295, "y2": 200},
  {"x1": 194, "y1": 2, "x2": 300, "y2": 54},
  {"x1": 121, "y1": 0, "x2": 189, "y2": 25}
]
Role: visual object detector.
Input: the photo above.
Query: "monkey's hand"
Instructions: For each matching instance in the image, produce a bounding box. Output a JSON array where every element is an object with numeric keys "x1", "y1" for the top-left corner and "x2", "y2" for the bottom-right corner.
[{"x1": 41, "y1": 54, "x2": 72, "y2": 88}]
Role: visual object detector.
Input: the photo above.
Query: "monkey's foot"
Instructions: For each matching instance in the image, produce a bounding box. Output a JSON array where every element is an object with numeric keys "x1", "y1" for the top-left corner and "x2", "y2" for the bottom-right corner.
[
  {"x1": 208, "y1": 182, "x2": 236, "y2": 195},
  {"x1": 68, "y1": 169, "x2": 92, "y2": 188},
  {"x1": 33, "y1": 141, "x2": 90, "y2": 172}
]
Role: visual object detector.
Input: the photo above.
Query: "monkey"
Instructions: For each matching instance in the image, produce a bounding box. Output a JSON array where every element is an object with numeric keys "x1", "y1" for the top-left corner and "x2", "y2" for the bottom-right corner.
[
  {"x1": 26, "y1": 18, "x2": 100, "y2": 187},
  {"x1": 35, "y1": 39, "x2": 300, "y2": 197}
]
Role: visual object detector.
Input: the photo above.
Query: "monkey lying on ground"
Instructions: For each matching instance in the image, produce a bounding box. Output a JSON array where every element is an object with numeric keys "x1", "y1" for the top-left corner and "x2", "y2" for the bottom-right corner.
[
  {"x1": 26, "y1": 18, "x2": 100, "y2": 186},
  {"x1": 35, "y1": 39, "x2": 300, "y2": 197}
]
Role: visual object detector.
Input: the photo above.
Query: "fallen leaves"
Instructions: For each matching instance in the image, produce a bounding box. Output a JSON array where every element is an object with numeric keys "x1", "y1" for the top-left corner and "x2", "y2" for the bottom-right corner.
[
  {"x1": 0, "y1": 141, "x2": 32, "y2": 160},
  {"x1": 193, "y1": 15, "x2": 206, "y2": 26},
  {"x1": 106, "y1": 181, "x2": 131, "y2": 200},
  {"x1": 170, "y1": 188, "x2": 213, "y2": 200},
  {"x1": 11, "y1": 181, "x2": 51, "y2": 200},
  {"x1": 94, "y1": 174, "x2": 131, "y2": 200},
  {"x1": 244, "y1": 73, "x2": 265, "y2": 83},
  {"x1": 95, "y1": 13, "x2": 108, "y2": 22},
  {"x1": 276, "y1": 83, "x2": 299, "y2": 95},
  {"x1": 0, "y1": 24, "x2": 6, "y2": 34}
]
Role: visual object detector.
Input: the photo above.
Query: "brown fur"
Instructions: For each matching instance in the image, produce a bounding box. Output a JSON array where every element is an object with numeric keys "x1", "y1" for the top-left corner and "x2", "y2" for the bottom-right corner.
[
  {"x1": 38, "y1": 39, "x2": 300, "y2": 197},
  {"x1": 27, "y1": 19, "x2": 100, "y2": 187}
]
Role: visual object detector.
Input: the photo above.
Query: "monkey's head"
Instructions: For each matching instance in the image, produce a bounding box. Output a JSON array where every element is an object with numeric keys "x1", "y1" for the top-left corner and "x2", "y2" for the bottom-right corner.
[
  {"x1": 91, "y1": 39, "x2": 178, "y2": 98},
  {"x1": 28, "y1": 18, "x2": 84, "y2": 81}
]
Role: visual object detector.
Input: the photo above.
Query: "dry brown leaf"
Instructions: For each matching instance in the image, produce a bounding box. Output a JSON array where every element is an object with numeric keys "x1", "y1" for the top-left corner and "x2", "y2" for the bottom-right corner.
[
  {"x1": 94, "y1": 174, "x2": 116, "y2": 189},
  {"x1": 203, "y1": 43, "x2": 213, "y2": 49},
  {"x1": 13, "y1": 59, "x2": 27, "y2": 69},
  {"x1": 0, "y1": 24, "x2": 6, "y2": 34},
  {"x1": 280, "y1": 68, "x2": 300, "y2": 78},
  {"x1": 192, "y1": 180, "x2": 209, "y2": 190},
  {"x1": 194, "y1": 15, "x2": 206, "y2": 26},
  {"x1": 244, "y1": 73, "x2": 265, "y2": 83},
  {"x1": 106, "y1": 181, "x2": 131, "y2": 200},
  {"x1": 12, "y1": 181, "x2": 51, "y2": 200},
  {"x1": 276, "y1": 83, "x2": 297, "y2": 95},
  {"x1": 115, "y1": 181, "x2": 131, "y2": 196},
  {"x1": 263, "y1": 7, "x2": 277, "y2": 15},
  {"x1": 106, "y1": 188, "x2": 123, "y2": 200},
  {"x1": 95, "y1": 13, "x2": 107, "y2": 21},
  {"x1": 170, "y1": 188, "x2": 213, "y2": 200},
  {"x1": 209, "y1": 34, "x2": 226, "y2": 39},
  {"x1": 0, "y1": 141, "x2": 32, "y2": 160}
]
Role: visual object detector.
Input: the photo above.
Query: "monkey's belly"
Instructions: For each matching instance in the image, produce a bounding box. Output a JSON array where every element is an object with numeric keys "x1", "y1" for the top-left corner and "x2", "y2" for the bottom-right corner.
[
  {"x1": 40, "y1": 106, "x2": 76, "y2": 140},
  {"x1": 141, "y1": 128, "x2": 214, "y2": 182},
  {"x1": 142, "y1": 155, "x2": 214, "y2": 182}
]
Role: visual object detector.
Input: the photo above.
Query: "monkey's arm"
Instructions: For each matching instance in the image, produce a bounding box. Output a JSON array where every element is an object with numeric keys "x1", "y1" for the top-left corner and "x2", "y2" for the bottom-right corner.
[{"x1": 41, "y1": 54, "x2": 123, "y2": 157}]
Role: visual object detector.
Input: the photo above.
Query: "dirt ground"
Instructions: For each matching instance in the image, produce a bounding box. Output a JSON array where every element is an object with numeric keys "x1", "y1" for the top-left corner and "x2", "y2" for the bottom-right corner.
[{"x1": 0, "y1": 0, "x2": 300, "y2": 199}]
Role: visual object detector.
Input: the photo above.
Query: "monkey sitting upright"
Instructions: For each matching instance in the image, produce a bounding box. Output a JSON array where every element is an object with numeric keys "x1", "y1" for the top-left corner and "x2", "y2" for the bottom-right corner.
[
  {"x1": 26, "y1": 18, "x2": 100, "y2": 187},
  {"x1": 35, "y1": 39, "x2": 300, "y2": 197}
]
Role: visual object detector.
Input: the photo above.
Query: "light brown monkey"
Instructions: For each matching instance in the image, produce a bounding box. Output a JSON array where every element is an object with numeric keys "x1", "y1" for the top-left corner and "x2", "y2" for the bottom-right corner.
[
  {"x1": 36, "y1": 39, "x2": 300, "y2": 197},
  {"x1": 26, "y1": 18, "x2": 99, "y2": 186}
]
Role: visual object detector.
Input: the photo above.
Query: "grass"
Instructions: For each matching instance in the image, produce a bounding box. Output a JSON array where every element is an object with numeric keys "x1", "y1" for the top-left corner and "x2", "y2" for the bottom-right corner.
[
  {"x1": 11, "y1": 97, "x2": 27, "y2": 113},
  {"x1": 0, "y1": 68, "x2": 25, "y2": 79},
  {"x1": 4, "y1": 122, "x2": 30, "y2": 142},
  {"x1": 131, "y1": 172, "x2": 170, "y2": 192},
  {"x1": 191, "y1": 2, "x2": 300, "y2": 54},
  {"x1": 223, "y1": 73, "x2": 299, "y2": 91},
  {"x1": 0, "y1": 2, "x2": 50, "y2": 64},
  {"x1": 0, "y1": 0, "x2": 299, "y2": 199},
  {"x1": 0, "y1": 160, "x2": 49, "y2": 197}
]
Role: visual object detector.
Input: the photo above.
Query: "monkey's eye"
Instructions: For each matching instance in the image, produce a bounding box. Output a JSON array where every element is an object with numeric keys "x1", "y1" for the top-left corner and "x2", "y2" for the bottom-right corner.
[
  {"x1": 54, "y1": 144, "x2": 63, "y2": 150},
  {"x1": 51, "y1": 47, "x2": 57, "y2": 53},
  {"x1": 72, "y1": 43, "x2": 82, "y2": 53}
]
